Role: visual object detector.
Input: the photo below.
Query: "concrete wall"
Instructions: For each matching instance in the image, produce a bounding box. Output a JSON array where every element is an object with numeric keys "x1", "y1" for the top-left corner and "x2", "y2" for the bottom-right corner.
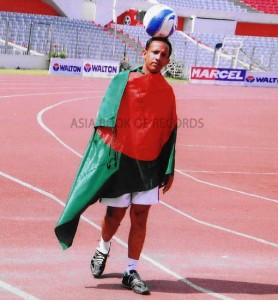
[
  {"x1": 236, "y1": 22, "x2": 278, "y2": 37},
  {"x1": 0, "y1": 54, "x2": 49, "y2": 69},
  {"x1": 178, "y1": 8, "x2": 278, "y2": 25},
  {"x1": 45, "y1": 0, "x2": 83, "y2": 19},
  {"x1": 185, "y1": 17, "x2": 237, "y2": 35},
  {"x1": 83, "y1": 0, "x2": 96, "y2": 21},
  {"x1": 94, "y1": 0, "x2": 154, "y2": 26},
  {"x1": 0, "y1": 0, "x2": 60, "y2": 16}
]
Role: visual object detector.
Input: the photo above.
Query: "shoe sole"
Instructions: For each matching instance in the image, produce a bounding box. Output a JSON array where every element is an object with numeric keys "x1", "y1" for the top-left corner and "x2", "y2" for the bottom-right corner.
[{"x1": 91, "y1": 268, "x2": 104, "y2": 278}]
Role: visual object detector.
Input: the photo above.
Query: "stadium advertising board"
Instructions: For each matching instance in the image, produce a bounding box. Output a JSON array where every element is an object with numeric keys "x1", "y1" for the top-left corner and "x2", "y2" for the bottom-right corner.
[
  {"x1": 190, "y1": 67, "x2": 246, "y2": 86},
  {"x1": 49, "y1": 58, "x2": 119, "y2": 78},
  {"x1": 245, "y1": 72, "x2": 278, "y2": 88},
  {"x1": 50, "y1": 58, "x2": 83, "y2": 77},
  {"x1": 86, "y1": 60, "x2": 120, "y2": 78}
]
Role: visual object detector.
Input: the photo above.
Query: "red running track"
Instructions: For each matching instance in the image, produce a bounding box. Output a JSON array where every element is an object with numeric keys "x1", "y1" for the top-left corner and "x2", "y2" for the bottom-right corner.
[{"x1": 0, "y1": 74, "x2": 278, "y2": 300}]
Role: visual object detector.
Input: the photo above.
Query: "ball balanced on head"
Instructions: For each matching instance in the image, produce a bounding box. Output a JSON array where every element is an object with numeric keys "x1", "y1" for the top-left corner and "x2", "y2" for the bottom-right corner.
[{"x1": 143, "y1": 4, "x2": 178, "y2": 38}]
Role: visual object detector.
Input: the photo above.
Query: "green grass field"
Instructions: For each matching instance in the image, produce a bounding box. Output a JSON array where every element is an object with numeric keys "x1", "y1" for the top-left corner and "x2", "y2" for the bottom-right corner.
[{"x1": 0, "y1": 69, "x2": 49, "y2": 76}]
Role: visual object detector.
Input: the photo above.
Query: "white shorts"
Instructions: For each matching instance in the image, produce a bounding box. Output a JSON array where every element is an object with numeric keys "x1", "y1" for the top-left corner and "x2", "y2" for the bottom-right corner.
[{"x1": 100, "y1": 187, "x2": 159, "y2": 208}]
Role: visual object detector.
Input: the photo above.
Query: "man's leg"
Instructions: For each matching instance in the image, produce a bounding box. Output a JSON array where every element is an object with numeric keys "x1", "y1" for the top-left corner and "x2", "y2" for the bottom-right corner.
[
  {"x1": 102, "y1": 206, "x2": 127, "y2": 242},
  {"x1": 91, "y1": 206, "x2": 127, "y2": 277},
  {"x1": 122, "y1": 204, "x2": 151, "y2": 295},
  {"x1": 128, "y1": 204, "x2": 151, "y2": 260}
]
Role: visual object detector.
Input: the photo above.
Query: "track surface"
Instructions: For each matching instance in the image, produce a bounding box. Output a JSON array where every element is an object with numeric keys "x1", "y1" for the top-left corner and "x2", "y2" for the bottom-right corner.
[{"x1": 1, "y1": 74, "x2": 278, "y2": 300}]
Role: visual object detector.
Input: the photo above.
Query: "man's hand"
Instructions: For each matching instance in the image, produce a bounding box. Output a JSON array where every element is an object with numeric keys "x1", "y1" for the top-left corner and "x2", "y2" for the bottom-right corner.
[{"x1": 160, "y1": 174, "x2": 174, "y2": 194}]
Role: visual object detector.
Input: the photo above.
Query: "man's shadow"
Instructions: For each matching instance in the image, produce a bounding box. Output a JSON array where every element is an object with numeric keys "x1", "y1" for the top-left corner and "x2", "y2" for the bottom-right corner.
[{"x1": 86, "y1": 273, "x2": 278, "y2": 295}]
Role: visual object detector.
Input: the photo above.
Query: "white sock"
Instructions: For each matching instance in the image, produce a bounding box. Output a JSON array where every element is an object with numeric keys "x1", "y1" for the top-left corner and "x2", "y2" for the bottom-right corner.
[
  {"x1": 96, "y1": 237, "x2": 111, "y2": 255},
  {"x1": 125, "y1": 258, "x2": 139, "y2": 274}
]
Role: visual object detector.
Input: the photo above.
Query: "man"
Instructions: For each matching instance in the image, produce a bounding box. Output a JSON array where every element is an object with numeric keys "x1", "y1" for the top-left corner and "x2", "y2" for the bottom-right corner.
[
  {"x1": 120, "y1": 55, "x2": 131, "y2": 72},
  {"x1": 55, "y1": 37, "x2": 177, "y2": 296}
]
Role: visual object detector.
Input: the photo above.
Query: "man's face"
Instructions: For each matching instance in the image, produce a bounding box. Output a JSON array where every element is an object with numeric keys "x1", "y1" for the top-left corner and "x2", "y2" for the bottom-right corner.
[{"x1": 142, "y1": 41, "x2": 170, "y2": 74}]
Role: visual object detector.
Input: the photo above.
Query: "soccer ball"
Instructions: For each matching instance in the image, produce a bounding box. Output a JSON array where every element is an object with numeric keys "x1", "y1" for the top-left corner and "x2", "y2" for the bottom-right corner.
[{"x1": 143, "y1": 4, "x2": 178, "y2": 38}]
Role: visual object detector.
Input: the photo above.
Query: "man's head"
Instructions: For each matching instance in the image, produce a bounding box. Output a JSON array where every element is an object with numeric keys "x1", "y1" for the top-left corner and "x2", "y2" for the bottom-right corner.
[{"x1": 142, "y1": 37, "x2": 172, "y2": 74}]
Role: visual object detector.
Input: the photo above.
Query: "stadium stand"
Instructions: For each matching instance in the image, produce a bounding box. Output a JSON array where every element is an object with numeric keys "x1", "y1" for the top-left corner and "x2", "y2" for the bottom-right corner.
[
  {"x1": 242, "y1": 0, "x2": 278, "y2": 14},
  {"x1": 115, "y1": 23, "x2": 278, "y2": 76},
  {"x1": 158, "y1": 0, "x2": 247, "y2": 13},
  {"x1": 188, "y1": 32, "x2": 278, "y2": 71},
  {"x1": 0, "y1": 11, "x2": 141, "y2": 64},
  {"x1": 0, "y1": 0, "x2": 278, "y2": 76}
]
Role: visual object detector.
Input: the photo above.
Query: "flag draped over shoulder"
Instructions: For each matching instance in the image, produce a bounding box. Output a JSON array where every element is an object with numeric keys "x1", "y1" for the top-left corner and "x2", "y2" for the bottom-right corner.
[{"x1": 55, "y1": 67, "x2": 177, "y2": 250}]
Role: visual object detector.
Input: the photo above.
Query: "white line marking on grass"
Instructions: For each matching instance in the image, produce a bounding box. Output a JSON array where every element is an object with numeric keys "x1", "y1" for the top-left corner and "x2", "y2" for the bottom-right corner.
[
  {"x1": 176, "y1": 170, "x2": 278, "y2": 204},
  {"x1": 0, "y1": 171, "x2": 233, "y2": 300},
  {"x1": 0, "y1": 280, "x2": 39, "y2": 300}
]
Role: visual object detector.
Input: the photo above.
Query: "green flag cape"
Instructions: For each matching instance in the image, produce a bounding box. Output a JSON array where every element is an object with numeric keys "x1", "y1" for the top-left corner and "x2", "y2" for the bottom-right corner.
[{"x1": 55, "y1": 67, "x2": 177, "y2": 250}]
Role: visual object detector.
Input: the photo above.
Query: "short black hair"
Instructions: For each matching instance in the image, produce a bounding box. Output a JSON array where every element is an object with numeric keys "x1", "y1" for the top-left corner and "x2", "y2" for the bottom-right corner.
[{"x1": 145, "y1": 37, "x2": 172, "y2": 58}]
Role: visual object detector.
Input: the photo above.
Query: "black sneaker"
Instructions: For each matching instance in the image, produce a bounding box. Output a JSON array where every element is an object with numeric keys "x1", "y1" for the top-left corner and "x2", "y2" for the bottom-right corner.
[
  {"x1": 122, "y1": 270, "x2": 150, "y2": 295},
  {"x1": 90, "y1": 249, "x2": 109, "y2": 278}
]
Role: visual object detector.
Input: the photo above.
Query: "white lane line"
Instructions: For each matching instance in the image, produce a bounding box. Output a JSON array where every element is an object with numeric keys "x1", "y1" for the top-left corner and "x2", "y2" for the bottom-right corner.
[
  {"x1": 160, "y1": 200, "x2": 278, "y2": 248},
  {"x1": 0, "y1": 91, "x2": 101, "y2": 100},
  {"x1": 0, "y1": 280, "x2": 39, "y2": 300},
  {"x1": 178, "y1": 144, "x2": 278, "y2": 151},
  {"x1": 180, "y1": 170, "x2": 278, "y2": 175},
  {"x1": 176, "y1": 170, "x2": 278, "y2": 204},
  {"x1": 37, "y1": 98, "x2": 278, "y2": 248},
  {"x1": 0, "y1": 171, "x2": 232, "y2": 300},
  {"x1": 37, "y1": 97, "x2": 91, "y2": 158}
]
